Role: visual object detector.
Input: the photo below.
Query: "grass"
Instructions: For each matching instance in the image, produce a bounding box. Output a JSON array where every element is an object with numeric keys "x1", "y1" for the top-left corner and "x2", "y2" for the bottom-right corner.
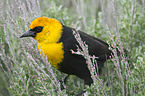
[{"x1": 0, "y1": 0, "x2": 145, "y2": 96}]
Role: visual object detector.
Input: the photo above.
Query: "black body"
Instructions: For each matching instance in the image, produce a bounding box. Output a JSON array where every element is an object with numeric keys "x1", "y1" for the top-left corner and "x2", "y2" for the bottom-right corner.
[{"x1": 59, "y1": 25, "x2": 112, "y2": 85}]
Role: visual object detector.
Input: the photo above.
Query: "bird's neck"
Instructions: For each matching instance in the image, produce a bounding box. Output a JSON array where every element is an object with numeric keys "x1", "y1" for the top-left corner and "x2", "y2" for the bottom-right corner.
[{"x1": 37, "y1": 41, "x2": 64, "y2": 69}]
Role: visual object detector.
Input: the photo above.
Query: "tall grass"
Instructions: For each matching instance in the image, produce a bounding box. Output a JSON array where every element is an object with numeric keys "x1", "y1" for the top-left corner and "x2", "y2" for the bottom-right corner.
[{"x1": 0, "y1": 0, "x2": 145, "y2": 96}]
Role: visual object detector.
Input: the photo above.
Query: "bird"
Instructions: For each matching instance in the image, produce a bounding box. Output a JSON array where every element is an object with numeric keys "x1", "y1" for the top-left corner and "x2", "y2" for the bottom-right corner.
[{"x1": 20, "y1": 16, "x2": 113, "y2": 95}]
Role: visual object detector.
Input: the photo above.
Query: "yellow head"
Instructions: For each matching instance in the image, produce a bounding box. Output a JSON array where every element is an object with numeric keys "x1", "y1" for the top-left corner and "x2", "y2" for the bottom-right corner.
[
  {"x1": 20, "y1": 17, "x2": 64, "y2": 69},
  {"x1": 20, "y1": 17, "x2": 63, "y2": 43}
]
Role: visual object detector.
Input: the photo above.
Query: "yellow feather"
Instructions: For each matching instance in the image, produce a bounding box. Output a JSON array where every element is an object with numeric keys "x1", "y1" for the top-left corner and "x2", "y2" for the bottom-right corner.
[
  {"x1": 30, "y1": 17, "x2": 64, "y2": 69},
  {"x1": 37, "y1": 42, "x2": 64, "y2": 69}
]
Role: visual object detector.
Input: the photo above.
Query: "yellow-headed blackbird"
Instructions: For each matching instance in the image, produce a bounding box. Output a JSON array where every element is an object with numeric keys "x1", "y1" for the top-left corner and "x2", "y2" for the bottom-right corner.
[{"x1": 20, "y1": 17, "x2": 112, "y2": 87}]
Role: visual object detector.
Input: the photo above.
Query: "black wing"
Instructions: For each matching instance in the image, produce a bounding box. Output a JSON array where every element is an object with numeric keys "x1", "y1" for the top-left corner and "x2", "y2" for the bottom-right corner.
[
  {"x1": 58, "y1": 25, "x2": 112, "y2": 82},
  {"x1": 59, "y1": 25, "x2": 111, "y2": 58}
]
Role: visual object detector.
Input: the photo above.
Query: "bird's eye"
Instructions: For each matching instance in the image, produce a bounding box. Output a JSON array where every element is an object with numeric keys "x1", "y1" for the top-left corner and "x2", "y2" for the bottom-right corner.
[{"x1": 35, "y1": 26, "x2": 43, "y2": 33}]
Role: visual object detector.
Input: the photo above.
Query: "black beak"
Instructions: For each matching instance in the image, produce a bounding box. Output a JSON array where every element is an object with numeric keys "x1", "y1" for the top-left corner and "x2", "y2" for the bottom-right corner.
[{"x1": 20, "y1": 30, "x2": 36, "y2": 38}]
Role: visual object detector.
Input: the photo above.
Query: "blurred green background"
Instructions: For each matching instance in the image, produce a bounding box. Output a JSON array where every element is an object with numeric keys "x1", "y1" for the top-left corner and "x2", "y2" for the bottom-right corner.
[{"x1": 0, "y1": 0, "x2": 145, "y2": 95}]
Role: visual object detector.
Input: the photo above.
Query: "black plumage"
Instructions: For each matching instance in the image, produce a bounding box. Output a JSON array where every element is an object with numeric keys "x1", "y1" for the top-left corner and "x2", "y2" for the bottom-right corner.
[{"x1": 59, "y1": 25, "x2": 112, "y2": 85}]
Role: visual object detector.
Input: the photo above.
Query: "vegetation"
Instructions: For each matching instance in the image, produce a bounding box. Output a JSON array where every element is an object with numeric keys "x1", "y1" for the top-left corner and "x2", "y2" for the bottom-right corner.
[{"x1": 0, "y1": 0, "x2": 144, "y2": 95}]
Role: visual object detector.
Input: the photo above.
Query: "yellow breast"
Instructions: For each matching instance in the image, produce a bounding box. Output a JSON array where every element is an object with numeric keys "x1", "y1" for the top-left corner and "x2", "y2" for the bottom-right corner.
[{"x1": 37, "y1": 42, "x2": 64, "y2": 69}]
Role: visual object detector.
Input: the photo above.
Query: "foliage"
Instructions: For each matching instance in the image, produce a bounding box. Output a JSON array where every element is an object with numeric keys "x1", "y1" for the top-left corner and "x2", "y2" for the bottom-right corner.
[{"x1": 0, "y1": 0, "x2": 144, "y2": 96}]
